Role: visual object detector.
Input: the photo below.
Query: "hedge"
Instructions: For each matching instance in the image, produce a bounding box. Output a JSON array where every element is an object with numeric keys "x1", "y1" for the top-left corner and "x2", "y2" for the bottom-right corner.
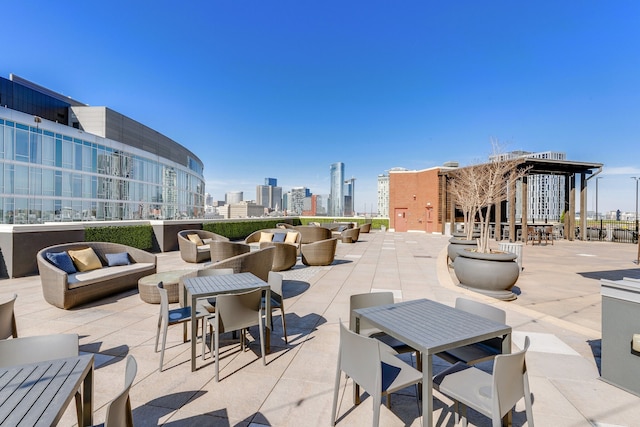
[{"x1": 85, "y1": 225, "x2": 154, "y2": 251}]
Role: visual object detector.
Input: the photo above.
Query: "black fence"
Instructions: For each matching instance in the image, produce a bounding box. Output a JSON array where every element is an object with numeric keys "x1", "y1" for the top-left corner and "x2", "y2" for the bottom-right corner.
[{"x1": 580, "y1": 220, "x2": 639, "y2": 243}]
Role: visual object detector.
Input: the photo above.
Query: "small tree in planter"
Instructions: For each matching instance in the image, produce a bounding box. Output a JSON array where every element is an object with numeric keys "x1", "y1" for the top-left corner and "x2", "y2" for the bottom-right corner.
[
  {"x1": 451, "y1": 141, "x2": 529, "y2": 252},
  {"x1": 449, "y1": 141, "x2": 531, "y2": 300}
]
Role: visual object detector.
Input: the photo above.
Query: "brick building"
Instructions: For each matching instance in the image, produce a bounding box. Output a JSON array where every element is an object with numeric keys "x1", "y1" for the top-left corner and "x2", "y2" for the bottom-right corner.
[{"x1": 389, "y1": 167, "x2": 444, "y2": 233}]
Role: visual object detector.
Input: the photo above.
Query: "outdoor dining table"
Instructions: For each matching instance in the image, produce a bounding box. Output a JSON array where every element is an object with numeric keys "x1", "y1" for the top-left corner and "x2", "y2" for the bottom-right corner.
[
  {"x1": 353, "y1": 298, "x2": 512, "y2": 427},
  {"x1": 0, "y1": 353, "x2": 94, "y2": 426},
  {"x1": 183, "y1": 272, "x2": 271, "y2": 372}
]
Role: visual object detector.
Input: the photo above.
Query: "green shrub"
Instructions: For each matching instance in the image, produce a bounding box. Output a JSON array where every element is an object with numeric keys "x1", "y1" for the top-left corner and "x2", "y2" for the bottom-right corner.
[
  {"x1": 300, "y1": 217, "x2": 389, "y2": 229},
  {"x1": 85, "y1": 225, "x2": 154, "y2": 251}
]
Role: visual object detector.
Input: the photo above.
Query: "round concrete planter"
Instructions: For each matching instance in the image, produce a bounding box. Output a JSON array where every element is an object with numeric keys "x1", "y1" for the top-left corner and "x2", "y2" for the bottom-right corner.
[
  {"x1": 453, "y1": 249, "x2": 520, "y2": 301},
  {"x1": 447, "y1": 237, "x2": 477, "y2": 263}
]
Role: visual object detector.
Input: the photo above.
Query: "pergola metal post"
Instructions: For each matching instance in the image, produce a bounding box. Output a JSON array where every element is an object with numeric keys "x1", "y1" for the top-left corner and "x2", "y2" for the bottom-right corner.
[
  {"x1": 521, "y1": 176, "x2": 528, "y2": 242},
  {"x1": 580, "y1": 173, "x2": 588, "y2": 241}
]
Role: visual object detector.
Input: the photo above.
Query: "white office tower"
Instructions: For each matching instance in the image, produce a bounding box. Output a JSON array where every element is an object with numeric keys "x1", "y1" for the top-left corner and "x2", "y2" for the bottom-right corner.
[
  {"x1": 492, "y1": 151, "x2": 566, "y2": 222},
  {"x1": 226, "y1": 191, "x2": 243, "y2": 204},
  {"x1": 377, "y1": 174, "x2": 389, "y2": 217}
]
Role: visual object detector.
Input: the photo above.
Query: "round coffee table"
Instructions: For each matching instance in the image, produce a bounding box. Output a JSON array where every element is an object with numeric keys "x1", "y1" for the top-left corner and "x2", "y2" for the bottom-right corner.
[{"x1": 138, "y1": 270, "x2": 192, "y2": 304}]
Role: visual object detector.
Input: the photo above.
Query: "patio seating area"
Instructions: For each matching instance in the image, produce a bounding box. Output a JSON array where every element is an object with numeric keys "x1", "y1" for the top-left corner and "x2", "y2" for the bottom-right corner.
[{"x1": 2, "y1": 231, "x2": 640, "y2": 426}]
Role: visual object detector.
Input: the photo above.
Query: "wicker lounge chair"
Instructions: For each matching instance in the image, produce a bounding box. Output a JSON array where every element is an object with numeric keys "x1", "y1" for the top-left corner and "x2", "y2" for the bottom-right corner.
[
  {"x1": 178, "y1": 230, "x2": 229, "y2": 263},
  {"x1": 301, "y1": 238, "x2": 338, "y2": 266},
  {"x1": 209, "y1": 241, "x2": 250, "y2": 263},
  {"x1": 260, "y1": 242, "x2": 297, "y2": 271},
  {"x1": 206, "y1": 246, "x2": 275, "y2": 282},
  {"x1": 341, "y1": 227, "x2": 360, "y2": 243},
  {"x1": 358, "y1": 223, "x2": 372, "y2": 233},
  {"x1": 293, "y1": 225, "x2": 332, "y2": 244}
]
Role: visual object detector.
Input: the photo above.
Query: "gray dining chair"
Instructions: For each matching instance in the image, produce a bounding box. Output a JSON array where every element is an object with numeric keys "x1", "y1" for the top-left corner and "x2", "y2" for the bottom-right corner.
[
  {"x1": 331, "y1": 321, "x2": 422, "y2": 427},
  {"x1": 0, "y1": 293, "x2": 18, "y2": 339},
  {"x1": 155, "y1": 282, "x2": 207, "y2": 371},
  {"x1": 104, "y1": 355, "x2": 137, "y2": 427},
  {"x1": 434, "y1": 336, "x2": 533, "y2": 427},
  {"x1": 350, "y1": 292, "x2": 421, "y2": 369},
  {"x1": 208, "y1": 288, "x2": 265, "y2": 382},
  {"x1": 0, "y1": 334, "x2": 82, "y2": 424},
  {"x1": 262, "y1": 271, "x2": 288, "y2": 344},
  {"x1": 437, "y1": 298, "x2": 506, "y2": 366}
]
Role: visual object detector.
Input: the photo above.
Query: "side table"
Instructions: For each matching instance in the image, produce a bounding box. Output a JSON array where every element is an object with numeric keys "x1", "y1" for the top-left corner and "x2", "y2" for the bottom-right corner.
[{"x1": 138, "y1": 269, "x2": 192, "y2": 304}]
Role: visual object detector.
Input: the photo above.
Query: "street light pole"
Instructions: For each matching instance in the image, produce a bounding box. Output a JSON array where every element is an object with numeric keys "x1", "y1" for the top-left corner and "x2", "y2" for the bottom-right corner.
[
  {"x1": 632, "y1": 177, "x2": 639, "y2": 235},
  {"x1": 595, "y1": 177, "x2": 602, "y2": 221}
]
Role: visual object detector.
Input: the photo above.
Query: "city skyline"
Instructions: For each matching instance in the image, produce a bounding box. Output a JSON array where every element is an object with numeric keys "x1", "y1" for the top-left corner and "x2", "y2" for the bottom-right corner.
[{"x1": 4, "y1": 2, "x2": 640, "y2": 214}]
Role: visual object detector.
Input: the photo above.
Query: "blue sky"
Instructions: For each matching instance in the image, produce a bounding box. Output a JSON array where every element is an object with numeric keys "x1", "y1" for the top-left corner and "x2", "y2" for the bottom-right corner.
[{"x1": 4, "y1": 1, "x2": 640, "y2": 214}]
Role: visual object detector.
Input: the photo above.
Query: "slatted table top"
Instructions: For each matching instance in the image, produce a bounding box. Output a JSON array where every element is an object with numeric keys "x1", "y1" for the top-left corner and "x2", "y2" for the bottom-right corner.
[
  {"x1": 353, "y1": 298, "x2": 511, "y2": 355},
  {"x1": 0, "y1": 354, "x2": 94, "y2": 427},
  {"x1": 183, "y1": 272, "x2": 268, "y2": 297}
]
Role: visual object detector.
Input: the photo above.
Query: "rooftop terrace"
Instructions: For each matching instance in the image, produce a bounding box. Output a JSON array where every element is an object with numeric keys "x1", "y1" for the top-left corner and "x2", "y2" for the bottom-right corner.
[{"x1": 2, "y1": 232, "x2": 640, "y2": 426}]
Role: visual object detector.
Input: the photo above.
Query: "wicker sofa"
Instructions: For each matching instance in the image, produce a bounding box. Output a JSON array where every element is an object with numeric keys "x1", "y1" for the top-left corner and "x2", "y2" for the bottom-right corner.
[
  {"x1": 36, "y1": 242, "x2": 157, "y2": 309},
  {"x1": 245, "y1": 228, "x2": 301, "y2": 251},
  {"x1": 178, "y1": 230, "x2": 229, "y2": 263}
]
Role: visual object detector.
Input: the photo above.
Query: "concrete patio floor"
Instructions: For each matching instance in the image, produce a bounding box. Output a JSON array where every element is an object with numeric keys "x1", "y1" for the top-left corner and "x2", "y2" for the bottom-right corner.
[{"x1": 2, "y1": 231, "x2": 640, "y2": 426}]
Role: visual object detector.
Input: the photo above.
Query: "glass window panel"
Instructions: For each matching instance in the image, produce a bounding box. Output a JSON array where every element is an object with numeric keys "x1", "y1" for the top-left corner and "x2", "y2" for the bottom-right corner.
[
  {"x1": 55, "y1": 138, "x2": 62, "y2": 167},
  {"x1": 43, "y1": 169, "x2": 54, "y2": 196},
  {"x1": 30, "y1": 132, "x2": 41, "y2": 163},
  {"x1": 4, "y1": 126, "x2": 13, "y2": 160},
  {"x1": 73, "y1": 174, "x2": 82, "y2": 198},
  {"x1": 30, "y1": 167, "x2": 42, "y2": 196},
  {"x1": 42, "y1": 134, "x2": 55, "y2": 166},
  {"x1": 62, "y1": 140, "x2": 73, "y2": 168},
  {"x1": 62, "y1": 172, "x2": 72, "y2": 197},
  {"x1": 15, "y1": 128, "x2": 28, "y2": 162},
  {"x1": 75, "y1": 143, "x2": 82, "y2": 170}
]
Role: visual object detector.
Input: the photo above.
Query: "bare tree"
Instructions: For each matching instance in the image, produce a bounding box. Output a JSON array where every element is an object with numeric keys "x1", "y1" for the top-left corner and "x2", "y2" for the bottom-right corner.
[{"x1": 449, "y1": 140, "x2": 530, "y2": 253}]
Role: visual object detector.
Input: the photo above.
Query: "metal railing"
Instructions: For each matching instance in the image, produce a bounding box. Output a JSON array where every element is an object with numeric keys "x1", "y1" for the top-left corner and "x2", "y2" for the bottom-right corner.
[{"x1": 581, "y1": 220, "x2": 639, "y2": 243}]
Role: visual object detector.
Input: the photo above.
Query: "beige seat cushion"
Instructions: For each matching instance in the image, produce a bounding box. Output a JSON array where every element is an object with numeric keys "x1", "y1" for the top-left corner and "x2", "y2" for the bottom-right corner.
[
  {"x1": 67, "y1": 247, "x2": 103, "y2": 272},
  {"x1": 187, "y1": 234, "x2": 204, "y2": 246},
  {"x1": 67, "y1": 263, "x2": 155, "y2": 289}
]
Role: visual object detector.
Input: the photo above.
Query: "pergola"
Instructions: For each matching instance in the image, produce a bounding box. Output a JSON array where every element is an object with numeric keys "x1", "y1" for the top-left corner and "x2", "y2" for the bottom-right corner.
[{"x1": 441, "y1": 158, "x2": 603, "y2": 241}]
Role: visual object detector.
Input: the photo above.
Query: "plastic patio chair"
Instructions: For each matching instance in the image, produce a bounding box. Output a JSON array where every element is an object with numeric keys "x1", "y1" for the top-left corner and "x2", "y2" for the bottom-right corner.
[
  {"x1": 208, "y1": 288, "x2": 265, "y2": 382},
  {"x1": 350, "y1": 292, "x2": 421, "y2": 369},
  {"x1": 104, "y1": 355, "x2": 137, "y2": 427},
  {"x1": 155, "y1": 282, "x2": 207, "y2": 371},
  {"x1": 0, "y1": 293, "x2": 18, "y2": 339},
  {"x1": 438, "y1": 298, "x2": 507, "y2": 366},
  {"x1": 433, "y1": 336, "x2": 533, "y2": 427},
  {"x1": 262, "y1": 271, "x2": 288, "y2": 344},
  {"x1": 0, "y1": 334, "x2": 83, "y2": 424},
  {"x1": 331, "y1": 321, "x2": 422, "y2": 427}
]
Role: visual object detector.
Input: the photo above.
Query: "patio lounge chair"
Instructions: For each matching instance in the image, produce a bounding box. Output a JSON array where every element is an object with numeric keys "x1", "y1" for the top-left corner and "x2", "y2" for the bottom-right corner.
[
  {"x1": 178, "y1": 230, "x2": 229, "y2": 263},
  {"x1": 0, "y1": 293, "x2": 18, "y2": 339},
  {"x1": 206, "y1": 246, "x2": 275, "y2": 282},
  {"x1": 300, "y1": 238, "x2": 338, "y2": 266}
]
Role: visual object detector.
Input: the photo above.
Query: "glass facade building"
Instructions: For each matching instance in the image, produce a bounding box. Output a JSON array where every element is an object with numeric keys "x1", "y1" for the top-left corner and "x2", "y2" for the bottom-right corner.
[
  {"x1": 329, "y1": 162, "x2": 344, "y2": 216},
  {"x1": 0, "y1": 75, "x2": 204, "y2": 224}
]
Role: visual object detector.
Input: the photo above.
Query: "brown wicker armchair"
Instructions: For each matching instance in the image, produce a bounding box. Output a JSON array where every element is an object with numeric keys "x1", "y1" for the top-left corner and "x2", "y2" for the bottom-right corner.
[
  {"x1": 209, "y1": 241, "x2": 250, "y2": 263},
  {"x1": 206, "y1": 246, "x2": 275, "y2": 282},
  {"x1": 178, "y1": 230, "x2": 229, "y2": 263},
  {"x1": 293, "y1": 225, "x2": 332, "y2": 244},
  {"x1": 301, "y1": 238, "x2": 338, "y2": 266},
  {"x1": 260, "y1": 242, "x2": 297, "y2": 271},
  {"x1": 358, "y1": 223, "x2": 372, "y2": 233},
  {"x1": 341, "y1": 227, "x2": 360, "y2": 243}
]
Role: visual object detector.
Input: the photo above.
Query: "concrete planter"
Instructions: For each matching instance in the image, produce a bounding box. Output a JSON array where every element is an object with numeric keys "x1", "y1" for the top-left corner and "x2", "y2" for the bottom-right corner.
[
  {"x1": 453, "y1": 249, "x2": 520, "y2": 301},
  {"x1": 447, "y1": 237, "x2": 477, "y2": 263}
]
